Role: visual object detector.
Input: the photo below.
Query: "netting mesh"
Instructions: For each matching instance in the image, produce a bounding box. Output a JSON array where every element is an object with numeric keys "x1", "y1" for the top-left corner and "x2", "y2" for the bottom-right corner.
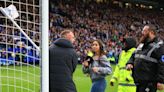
[{"x1": 0, "y1": 0, "x2": 41, "y2": 92}]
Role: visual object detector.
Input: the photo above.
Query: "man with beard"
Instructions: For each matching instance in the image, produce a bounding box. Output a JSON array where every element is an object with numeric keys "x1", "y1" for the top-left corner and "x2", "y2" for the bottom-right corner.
[{"x1": 126, "y1": 24, "x2": 164, "y2": 92}]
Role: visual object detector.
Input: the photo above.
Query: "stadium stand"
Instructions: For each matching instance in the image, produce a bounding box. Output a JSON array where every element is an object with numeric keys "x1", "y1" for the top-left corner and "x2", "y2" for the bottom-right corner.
[
  {"x1": 0, "y1": 0, "x2": 40, "y2": 65},
  {"x1": 49, "y1": 0, "x2": 164, "y2": 63},
  {"x1": 0, "y1": 0, "x2": 164, "y2": 64}
]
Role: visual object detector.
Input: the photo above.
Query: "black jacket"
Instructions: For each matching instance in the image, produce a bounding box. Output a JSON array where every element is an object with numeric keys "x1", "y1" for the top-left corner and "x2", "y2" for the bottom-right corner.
[
  {"x1": 123, "y1": 37, "x2": 136, "y2": 52},
  {"x1": 127, "y1": 37, "x2": 164, "y2": 83},
  {"x1": 49, "y1": 38, "x2": 78, "y2": 92}
]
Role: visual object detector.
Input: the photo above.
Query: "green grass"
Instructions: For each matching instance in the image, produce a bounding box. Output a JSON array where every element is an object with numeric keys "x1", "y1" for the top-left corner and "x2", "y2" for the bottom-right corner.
[
  {"x1": 0, "y1": 65, "x2": 164, "y2": 92},
  {"x1": 74, "y1": 65, "x2": 118, "y2": 92},
  {"x1": 74, "y1": 65, "x2": 164, "y2": 92},
  {"x1": 0, "y1": 65, "x2": 40, "y2": 92}
]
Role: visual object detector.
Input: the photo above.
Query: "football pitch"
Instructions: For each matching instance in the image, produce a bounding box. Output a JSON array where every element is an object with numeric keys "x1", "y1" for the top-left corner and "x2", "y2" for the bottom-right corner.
[
  {"x1": 74, "y1": 65, "x2": 164, "y2": 92},
  {"x1": 74, "y1": 65, "x2": 118, "y2": 92},
  {"x1": 0, "y1": 65, "x2": 40, "y2": 92},
  {"x1": 0, "y1": 65, "x2": 164, "y2": 92}
]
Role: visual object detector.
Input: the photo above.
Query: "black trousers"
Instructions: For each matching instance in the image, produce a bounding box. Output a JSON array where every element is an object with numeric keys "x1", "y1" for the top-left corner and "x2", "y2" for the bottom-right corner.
[{"x1": 136, "y1": 82, "x2": 157, "y2": 92}]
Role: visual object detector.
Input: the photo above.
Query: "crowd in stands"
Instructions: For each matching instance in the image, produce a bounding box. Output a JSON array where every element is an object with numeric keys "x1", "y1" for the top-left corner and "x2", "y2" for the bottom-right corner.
[
  {"x1": 0, "y1": 0, "x2": 40, "y2": 65},
  {"x1": 49, "y1": 0, "x2": 164, "y2": 63},
  {"x1": 0, "y1": 0, "x2": 164, "y2": 64}
]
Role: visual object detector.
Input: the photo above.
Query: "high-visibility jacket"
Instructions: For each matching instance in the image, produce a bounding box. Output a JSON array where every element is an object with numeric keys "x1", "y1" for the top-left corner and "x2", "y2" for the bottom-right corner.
[
  {"x1": 107, "y1": 56, "x2": 115, "y2": 63},
  {"x1": 110, "y1": 48, "x2": 136, "y2": 86},
  {"x1": 87, "y1": 51, "x2": 93, "y2": 57}
]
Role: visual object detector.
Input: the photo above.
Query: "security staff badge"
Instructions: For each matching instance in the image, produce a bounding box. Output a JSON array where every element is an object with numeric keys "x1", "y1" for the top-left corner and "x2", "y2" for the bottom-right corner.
[{"x1": 161, "y1": 55, "x2": 164, "y2": 62}]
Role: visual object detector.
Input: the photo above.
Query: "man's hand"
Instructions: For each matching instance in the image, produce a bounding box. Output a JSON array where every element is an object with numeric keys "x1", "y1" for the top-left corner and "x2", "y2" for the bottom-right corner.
[
  {"x1": 126, "y1": 64, "x2": 133, "y2": 70},
  {"x1": 157, "y1": 83, "x2": 164, "y2": 90},
  {"x1": 92, "y1": 67, "x2": 99, "y2": 73},
  {"x1": 82, "y1": 61, "x2": 89, "y2": 67}
]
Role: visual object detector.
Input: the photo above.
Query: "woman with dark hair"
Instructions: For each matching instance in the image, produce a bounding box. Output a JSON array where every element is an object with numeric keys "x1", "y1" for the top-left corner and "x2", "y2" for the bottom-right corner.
[{"x1": 82, "y1": 39, "x2": 112, "y2": 92}]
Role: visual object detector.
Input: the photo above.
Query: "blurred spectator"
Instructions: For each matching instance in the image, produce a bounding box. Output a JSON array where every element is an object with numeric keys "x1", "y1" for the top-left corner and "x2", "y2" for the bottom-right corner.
[
  {"x1": 49, "y1": 1, "x2": 164, "y2": 61},
  {"x1": 0, "y1": 0, "x2": 164, "y2": 64}
]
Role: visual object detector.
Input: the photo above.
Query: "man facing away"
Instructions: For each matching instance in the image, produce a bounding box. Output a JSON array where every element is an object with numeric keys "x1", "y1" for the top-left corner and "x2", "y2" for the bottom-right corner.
[
  {"x1": 49, "y1": 29, "x2": 78, "y2": 92},
  {"x1": 110, "y1": 37, "x2": 137, "y2": 92}
]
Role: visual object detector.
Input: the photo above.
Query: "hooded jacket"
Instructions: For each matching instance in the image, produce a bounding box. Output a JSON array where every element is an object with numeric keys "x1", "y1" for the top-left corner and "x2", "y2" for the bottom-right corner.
[
  {"x1": 49, "y1": 38, "x2": 78, "y2": 92},
  {"x1": 110, "y1": 38, "x2": 136, "y2": 86},
  {"x1": 123, "y1": 38, "x2": 136, "y2": 52}
]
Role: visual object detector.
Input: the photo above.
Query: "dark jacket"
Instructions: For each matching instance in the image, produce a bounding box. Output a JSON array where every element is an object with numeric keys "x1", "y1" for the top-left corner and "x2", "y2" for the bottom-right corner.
[
  {"x1": 127, "y1": 37, "x2": 164, "y2": 83},
  {"x1": 49, "y1": 38, "x2": 78, "y2": 92},
  {"x1": 123, "y1": 37, "x2": 136, "y2": 52}
]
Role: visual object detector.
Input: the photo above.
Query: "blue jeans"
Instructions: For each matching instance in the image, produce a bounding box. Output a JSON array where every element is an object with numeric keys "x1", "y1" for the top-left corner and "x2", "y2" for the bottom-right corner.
[{"x1": 91, "y1": 78, "x2": 106, "y2": 92}]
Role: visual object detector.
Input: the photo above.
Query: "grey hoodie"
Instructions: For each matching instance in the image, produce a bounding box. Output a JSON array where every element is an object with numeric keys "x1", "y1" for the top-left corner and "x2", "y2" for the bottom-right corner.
[{"x1": 83, "y1": 55, "x2": 112, "y2": 82}]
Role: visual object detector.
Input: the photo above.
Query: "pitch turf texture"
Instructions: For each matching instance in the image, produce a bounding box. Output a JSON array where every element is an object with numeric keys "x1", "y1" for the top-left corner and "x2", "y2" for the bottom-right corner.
[
  {"x1": 0, "y1": 65, "x2": 163, "y2": 92},
  {"x1": 0, "y1": 65, "x2": 40, "y2": 92}
]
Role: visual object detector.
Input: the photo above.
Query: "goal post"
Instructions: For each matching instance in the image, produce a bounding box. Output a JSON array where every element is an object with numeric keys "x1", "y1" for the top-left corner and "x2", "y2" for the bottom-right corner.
[{"x1": 41, "y1": 0, "x2": 49, "y2": 92}]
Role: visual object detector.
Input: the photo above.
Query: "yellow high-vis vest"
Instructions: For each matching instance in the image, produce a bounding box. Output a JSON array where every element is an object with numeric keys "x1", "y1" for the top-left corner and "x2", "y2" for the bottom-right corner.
[{"x1": 110, "y1": 48, "x2": 136, "y2": 92}]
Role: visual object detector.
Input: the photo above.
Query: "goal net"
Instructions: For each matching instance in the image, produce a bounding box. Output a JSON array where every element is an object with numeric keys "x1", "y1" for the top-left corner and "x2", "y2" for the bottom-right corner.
[{"x1": 0, "y1": 0, "x2": 43, "y2": 92}]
